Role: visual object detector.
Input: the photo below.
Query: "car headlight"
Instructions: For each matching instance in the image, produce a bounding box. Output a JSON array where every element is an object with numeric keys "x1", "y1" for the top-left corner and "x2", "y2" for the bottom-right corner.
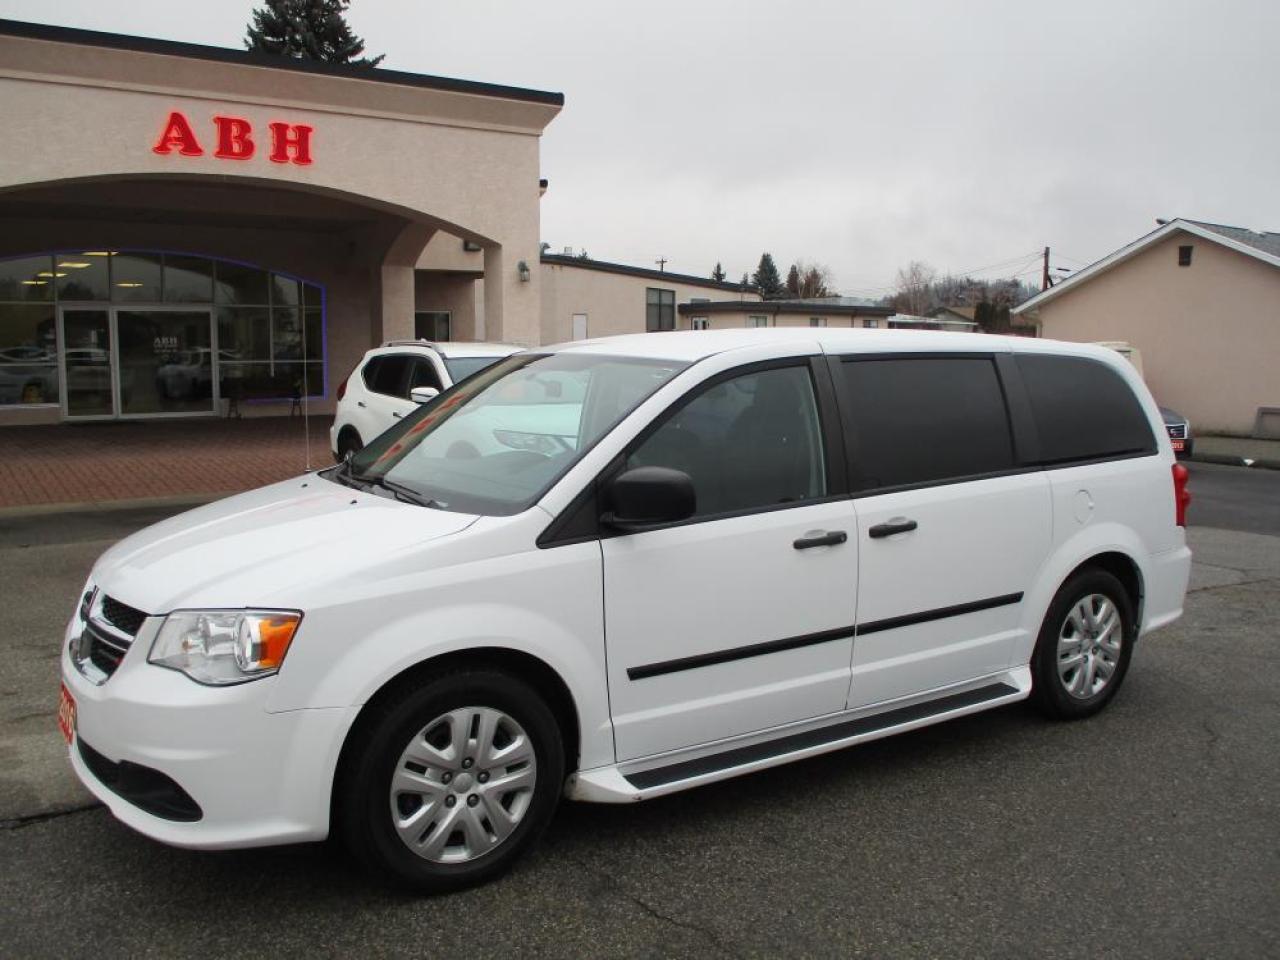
[{"x1": 149, "y1": 610, "x2": 302, "y2": 685}]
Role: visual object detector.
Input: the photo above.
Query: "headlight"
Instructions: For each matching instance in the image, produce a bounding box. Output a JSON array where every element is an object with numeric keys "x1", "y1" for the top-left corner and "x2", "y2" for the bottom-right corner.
[{"x1": 149, "y1": 610, "x2": 302, "y2": 685}]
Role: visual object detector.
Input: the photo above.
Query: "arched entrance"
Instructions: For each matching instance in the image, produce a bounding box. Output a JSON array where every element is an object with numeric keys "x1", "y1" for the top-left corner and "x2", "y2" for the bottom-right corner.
[{"x1": 0, "y1": 249, "x2": 323, "y2": 420}]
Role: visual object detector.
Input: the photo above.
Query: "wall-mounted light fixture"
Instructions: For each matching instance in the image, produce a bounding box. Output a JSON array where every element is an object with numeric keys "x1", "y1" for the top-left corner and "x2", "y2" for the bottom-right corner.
[{"x1": 517, "y1": 260, "x2": 531, "y2": 282}]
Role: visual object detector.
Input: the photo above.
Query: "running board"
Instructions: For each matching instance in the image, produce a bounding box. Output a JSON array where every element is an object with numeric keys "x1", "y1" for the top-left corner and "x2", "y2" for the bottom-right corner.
[{"x1": 566, "y1": 673, "x2": 1028, "y2": 803}]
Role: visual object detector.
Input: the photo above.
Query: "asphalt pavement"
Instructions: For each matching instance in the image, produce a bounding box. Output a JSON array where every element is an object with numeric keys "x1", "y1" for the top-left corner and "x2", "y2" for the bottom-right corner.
[{"x1": 1, "y1": 466, "x2": 1278, "y2": 958}]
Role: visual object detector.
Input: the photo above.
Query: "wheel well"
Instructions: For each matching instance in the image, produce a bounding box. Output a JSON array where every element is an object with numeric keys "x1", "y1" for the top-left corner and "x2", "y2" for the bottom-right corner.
[
  {"x1": 1070, "y1": 552, "x2": 1144, "y2": 625},
  {"x1": 330, "y1": 648, "x2": 581, "y2": 827},
  {"x1": 338, "y1": 425, "x2": 361, "y2": 446}
]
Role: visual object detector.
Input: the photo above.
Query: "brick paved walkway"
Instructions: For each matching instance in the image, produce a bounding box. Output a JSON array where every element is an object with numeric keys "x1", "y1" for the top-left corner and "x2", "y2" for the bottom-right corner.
[{"x1": 0, "y1": 417, "x2": 332, "y2": 509}]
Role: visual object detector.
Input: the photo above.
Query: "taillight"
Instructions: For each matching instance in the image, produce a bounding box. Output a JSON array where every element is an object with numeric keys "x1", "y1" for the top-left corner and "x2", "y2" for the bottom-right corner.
[
  {"x1": 336, "y1": 373, "x2": 349, "y2": 401},
  {"x1": 1172, "y1": 462, "x2": 1190, "y2": 527}
]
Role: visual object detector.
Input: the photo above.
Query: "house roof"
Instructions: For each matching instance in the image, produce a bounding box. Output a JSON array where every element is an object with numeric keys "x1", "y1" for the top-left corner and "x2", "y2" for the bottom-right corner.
[
  {"x1": 677, "y1": 298, "x2": 894, "y2": 317},
  {"x1": 1014, "y1": 217, "x2": 1280, "y2": 315},
  {"x1": 0, "y1": 18, "x2": 565, "y2": 106},
  {"x1": 931, "y1": 305, "x2": 978, "y2": 321},
  {"x1": 540, "y1": 254, "x2": 755, "y2": 293}
]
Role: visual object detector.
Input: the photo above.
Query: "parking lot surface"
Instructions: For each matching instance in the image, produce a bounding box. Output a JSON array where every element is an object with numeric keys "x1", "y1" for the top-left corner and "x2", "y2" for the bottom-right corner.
[{"x1": 2, "y1": 467, "x2": 1277, "y2": 958}]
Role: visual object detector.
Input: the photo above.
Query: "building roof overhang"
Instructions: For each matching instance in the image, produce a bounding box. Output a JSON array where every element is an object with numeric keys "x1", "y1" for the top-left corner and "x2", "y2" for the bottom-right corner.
[{"x1": 1014, "y1": 218, "x2": 1280, "y2": 316}]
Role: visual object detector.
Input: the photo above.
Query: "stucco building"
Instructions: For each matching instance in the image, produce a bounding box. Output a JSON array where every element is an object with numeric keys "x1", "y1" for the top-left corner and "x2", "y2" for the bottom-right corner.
[
  {"x1": 1013, "y1": 218, "x2": 1280, "y2": 436},
  {"x1": 0, "y1": 19, "x2": 560, "y2": 425}
]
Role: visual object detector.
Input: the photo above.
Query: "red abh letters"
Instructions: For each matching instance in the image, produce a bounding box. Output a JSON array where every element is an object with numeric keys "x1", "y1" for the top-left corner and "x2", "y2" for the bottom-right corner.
[{"x1": 152, "y1": 111, "x2": 314, "y2": 165}]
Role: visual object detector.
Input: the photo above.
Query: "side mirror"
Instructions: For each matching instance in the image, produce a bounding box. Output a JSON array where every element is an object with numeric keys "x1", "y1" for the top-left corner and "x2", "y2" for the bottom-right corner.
[
  {"x1": 410, "y1": 386, "x2": 440, "y2": 404},
  {"x1": 602, "y1": 466, "x2": 696, "y2": 531}
]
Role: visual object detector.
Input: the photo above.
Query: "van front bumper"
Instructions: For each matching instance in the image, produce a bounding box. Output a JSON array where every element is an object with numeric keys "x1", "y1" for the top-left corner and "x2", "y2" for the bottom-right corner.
[{"x1": 62, "y1": 616, "x2": 356, "y2": 850}]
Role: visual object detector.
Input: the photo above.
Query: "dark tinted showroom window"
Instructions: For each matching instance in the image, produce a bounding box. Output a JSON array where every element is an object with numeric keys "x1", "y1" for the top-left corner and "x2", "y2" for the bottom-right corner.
[
  {"x1": 841, "y1": 356, "x2": 1014, "y2": 489},
  {"x1": 1016, "y1": 354, "x2": 1155, "y2": 464},
  {"x1": 628, "y1": 365, "x2": 826, "y2": 518}
]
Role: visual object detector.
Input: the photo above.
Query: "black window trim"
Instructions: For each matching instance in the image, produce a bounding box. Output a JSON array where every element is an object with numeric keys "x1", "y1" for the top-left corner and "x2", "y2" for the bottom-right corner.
[{"x1": 538, "y1": 354, "x2": 848, "y2": 547}]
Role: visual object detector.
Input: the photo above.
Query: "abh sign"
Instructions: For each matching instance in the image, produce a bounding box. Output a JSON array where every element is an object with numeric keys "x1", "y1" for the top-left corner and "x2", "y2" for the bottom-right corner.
[{"x1": 152, "y1": 111, "x2": 314, "y2": 166}]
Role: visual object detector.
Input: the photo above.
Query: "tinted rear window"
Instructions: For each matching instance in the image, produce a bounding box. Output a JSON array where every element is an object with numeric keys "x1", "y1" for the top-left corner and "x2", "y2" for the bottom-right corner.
[
  {"x1": 841, "y1": 356, "x2": 1015, "y2": 490},
  {"x1": 368, "y1": 354, "x2": 412, "y2": 398},
  {"x1": 1016, "y1": 354, "x2": 1155, "y2": 464}
]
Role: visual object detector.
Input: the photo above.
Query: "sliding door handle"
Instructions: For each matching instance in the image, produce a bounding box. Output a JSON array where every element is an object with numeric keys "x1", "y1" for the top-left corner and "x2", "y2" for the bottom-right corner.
[
  {"x1": 793, "y1": 530, "x2": 848, "y2": 550},
  {"x1": 868, "y1": 517, "x2": 918, "y2": 539}
]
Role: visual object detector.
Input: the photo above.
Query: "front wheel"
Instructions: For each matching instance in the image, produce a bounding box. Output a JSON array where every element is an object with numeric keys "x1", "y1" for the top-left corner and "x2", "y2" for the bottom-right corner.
[
  {"x1": 1031, "y1": 569, "x2": 1136, "y2": 720},
  {"x1": 336, "y1": 668, "x2": 565, "y2": 893}
]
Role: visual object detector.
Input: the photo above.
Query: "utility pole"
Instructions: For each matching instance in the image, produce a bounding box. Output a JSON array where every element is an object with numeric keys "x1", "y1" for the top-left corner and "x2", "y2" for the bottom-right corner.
[
  {"x1": 1041, "y1": 246, "x2": 1052, "y2": 291},
  {"x1": 655, "y1": 257, "x2": 667, "y2": 272}
]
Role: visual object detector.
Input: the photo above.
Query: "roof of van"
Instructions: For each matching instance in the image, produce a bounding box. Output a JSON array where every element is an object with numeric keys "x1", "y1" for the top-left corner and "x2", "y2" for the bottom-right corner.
[{"x1": 545, "y1": 328, "x2": 1121, "y2": 364}]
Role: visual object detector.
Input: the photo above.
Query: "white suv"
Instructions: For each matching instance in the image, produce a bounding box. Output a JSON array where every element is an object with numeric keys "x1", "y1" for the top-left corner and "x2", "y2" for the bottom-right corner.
[
  {"x1": 330, "y1": 340, "x2": 520, "y2": 459},
  {"x1": 61, "y1": 330, "x2": 1191, "y2": 893}
]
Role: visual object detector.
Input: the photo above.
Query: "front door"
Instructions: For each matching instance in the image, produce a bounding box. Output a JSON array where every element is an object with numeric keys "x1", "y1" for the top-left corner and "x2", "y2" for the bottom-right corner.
[
  {"x1": 602, "y1": 361, "x2": 858, "y2": 762},
  {"x1": 59, "y1": 308, "x2": 115, "y2": 419}
]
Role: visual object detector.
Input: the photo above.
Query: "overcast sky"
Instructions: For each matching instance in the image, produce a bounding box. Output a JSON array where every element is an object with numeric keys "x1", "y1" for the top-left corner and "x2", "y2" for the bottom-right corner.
[{"x1": 2, "y1": 0, "x2": 1276, "y2": 295}]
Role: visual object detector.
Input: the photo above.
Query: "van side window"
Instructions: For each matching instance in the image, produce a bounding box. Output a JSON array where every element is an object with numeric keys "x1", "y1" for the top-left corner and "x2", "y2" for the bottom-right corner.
[
  {"x1": 841, "y1": 356, "x2": 1014, "y2": 490},
  {"x1": 627, "y1": 365, "x2": 826, "y2": 518},
  {"x1": 1016, "y1": 354, "x2": 1155, "y2": 464}
]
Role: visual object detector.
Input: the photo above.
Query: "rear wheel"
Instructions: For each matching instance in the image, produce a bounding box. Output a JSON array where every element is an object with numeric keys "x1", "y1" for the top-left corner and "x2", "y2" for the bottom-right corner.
[
  {"x1": 336, "y1": 427, "x2": 363, "y2": 461},
  {"x1": 1031, "y1": 568, "x2": 1136, "y2": 720},
  {"x1": 337, "y1": 668, "x2": 564, "y2": 893}
]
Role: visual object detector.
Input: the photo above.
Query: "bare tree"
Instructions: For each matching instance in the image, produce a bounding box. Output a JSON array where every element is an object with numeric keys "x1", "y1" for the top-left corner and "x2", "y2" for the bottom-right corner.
[
  {"x1": 792, "y1": 259, "x2": 836, "y2": 299},
  {"x1": 894, "y1": 260, "x2": 937, "y2": 316}
]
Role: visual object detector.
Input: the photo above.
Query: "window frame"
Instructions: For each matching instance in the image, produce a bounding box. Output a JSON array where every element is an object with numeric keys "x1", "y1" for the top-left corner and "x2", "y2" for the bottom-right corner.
[
  {"x1": 539, "y1": 355, "x2": 849, "y2": 546},
  {"x1": 645, "y1": 288, "x2": 675, "y2": 332},
  {"x1": 1177, "y1": 245, "x2": 1193, "y2": 267}
]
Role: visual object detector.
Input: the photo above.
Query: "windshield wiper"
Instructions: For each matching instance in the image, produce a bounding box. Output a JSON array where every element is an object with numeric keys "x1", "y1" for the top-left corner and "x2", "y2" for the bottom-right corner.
[{"x1": 358, "y1": 474, "x2": 445, "y2": 509}]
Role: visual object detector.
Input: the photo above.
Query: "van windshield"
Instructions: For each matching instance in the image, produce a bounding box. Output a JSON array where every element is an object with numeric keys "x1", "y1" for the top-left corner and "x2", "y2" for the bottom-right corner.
[{"x1": 339, "y1": 352, "x2": 687, "y2": 515}]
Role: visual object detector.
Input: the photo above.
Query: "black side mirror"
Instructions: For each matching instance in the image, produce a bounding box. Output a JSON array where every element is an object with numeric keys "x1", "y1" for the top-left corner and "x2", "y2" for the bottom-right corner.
[{"x1": 602, "y1": 466, "x2": 696, "y2": 531}]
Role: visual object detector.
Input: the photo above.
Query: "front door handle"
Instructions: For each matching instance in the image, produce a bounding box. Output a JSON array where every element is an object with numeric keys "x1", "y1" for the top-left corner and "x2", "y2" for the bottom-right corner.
[
  {"x1": 793, "y1": 530, "x2": 848, "y2": 550},
  {"x1": 392, "y1": 411, "x2": 402, "y2": 419},
  {"x1": 357, "y1": 400, "x2": 367, "y2": 408},
  {"x1": 868, "y1": 517, "x2": 918, "y2": 539}
]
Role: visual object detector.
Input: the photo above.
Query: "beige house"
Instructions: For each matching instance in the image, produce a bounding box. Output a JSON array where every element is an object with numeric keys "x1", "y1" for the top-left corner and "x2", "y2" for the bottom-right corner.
[
  {"x1": 0, "y1": 19, "x2": 560, "y2": 425},
  {"x1": 539, "y1": 254, "x2": 760, "y2": 341},
  {"x1": 678, "y1": 297, "x2": 894, "y2": 331},
  {"x1": 1014, "y1": 218, "x2": 1280, "y2": 436}
]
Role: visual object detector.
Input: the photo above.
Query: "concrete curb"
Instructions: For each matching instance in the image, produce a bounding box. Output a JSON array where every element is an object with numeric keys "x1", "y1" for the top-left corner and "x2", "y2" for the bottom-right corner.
[
  {"x1": 0, "y1": 493, "x2": 222, "y2": 520},
  {"x1": 1189, "y1": 453, "x2": 1280, "y2": 471}
]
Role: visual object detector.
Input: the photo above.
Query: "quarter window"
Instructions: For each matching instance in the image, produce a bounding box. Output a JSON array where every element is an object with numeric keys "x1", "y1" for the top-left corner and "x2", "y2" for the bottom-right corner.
[
  {"x1": 628, "y1": 364, "x2": 827, "y2": 518},
  {"x1": 646, "y1": 288, "x2": 675, "y2": 332},
  {"x1": 1015, "y1": 354, "x2": 1155, "y2": 464},
  {"x1": 840, "y1": 356, "x2": 1015, "y2": 490}
]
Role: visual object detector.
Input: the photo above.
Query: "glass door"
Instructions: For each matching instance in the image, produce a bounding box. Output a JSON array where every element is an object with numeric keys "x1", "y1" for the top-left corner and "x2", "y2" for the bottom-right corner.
[
  {"x1": 116, "y1": 308, "x2": 215, "y2": 416},
  {"x1": 59, "y1": 308, "x2": 115, "y2": 419}
]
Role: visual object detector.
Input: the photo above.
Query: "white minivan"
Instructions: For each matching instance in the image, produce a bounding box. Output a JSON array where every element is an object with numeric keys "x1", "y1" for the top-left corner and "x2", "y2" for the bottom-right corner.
[{"x1": 60, "y1": 330, "x2": 1192, "y2": 893}]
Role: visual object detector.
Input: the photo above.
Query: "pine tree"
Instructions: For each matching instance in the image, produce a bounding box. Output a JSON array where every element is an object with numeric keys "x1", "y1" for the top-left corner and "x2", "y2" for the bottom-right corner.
[
  {"x1": 752, "y1": 253, "x2": 786, "y2": 300},
  {"x1": 740, "y1": 272, "x2": 751, "y2": 290},
  {"x1": 711, "y1": 262, "x2": 726, "y2": 283},
  {"x1": 245, "y1": 0, "x2": 384, "y2": 66},
  {"x1": 786, "y1": 264, "x2": 802, "y2": 297}
]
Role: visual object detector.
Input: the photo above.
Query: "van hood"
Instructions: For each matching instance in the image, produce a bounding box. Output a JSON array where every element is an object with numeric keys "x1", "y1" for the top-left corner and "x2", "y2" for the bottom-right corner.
[{"x1": 91, "y1": 475, "x2": 479, "y2": 614}]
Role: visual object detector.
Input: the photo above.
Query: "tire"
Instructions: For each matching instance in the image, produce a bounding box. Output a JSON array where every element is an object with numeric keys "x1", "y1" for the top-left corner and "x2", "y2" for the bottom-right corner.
[
  {"x1": 336, "y1": 427, "x2": 363, "y2": 461},
  {"x1": 1030, "y1": 568, "x2": 1136, "y2": 720},
  {"x1": 336, "y1": 667, "x2": 565, "y2": 894}
]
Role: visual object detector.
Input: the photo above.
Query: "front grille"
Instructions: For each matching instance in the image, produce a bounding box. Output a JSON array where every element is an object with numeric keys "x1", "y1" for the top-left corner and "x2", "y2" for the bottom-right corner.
[
  {"x1": 100, "y1": 595, "x2": 148, "y2": 637},
  {"x1": 84, "y1": 621, "x2": 131, "y2": 678}
]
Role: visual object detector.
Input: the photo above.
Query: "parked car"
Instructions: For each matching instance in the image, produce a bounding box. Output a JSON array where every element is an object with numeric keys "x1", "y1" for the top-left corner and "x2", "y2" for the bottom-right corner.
[
  {"x1": 330, "y1": 340, "x2": 521, "y2": 460},
  {"x1": 60, "y1": 330, "x2": 1192, "y2": 893},
  {"x1": 1159, "y1": 406, "x2": 1193, "y2": 459}
]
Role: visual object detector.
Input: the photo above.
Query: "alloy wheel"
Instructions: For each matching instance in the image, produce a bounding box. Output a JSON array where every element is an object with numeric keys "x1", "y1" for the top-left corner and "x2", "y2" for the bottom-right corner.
[{"x1": 1056, "y1": 593, "x2": 1124, "y2": 700}]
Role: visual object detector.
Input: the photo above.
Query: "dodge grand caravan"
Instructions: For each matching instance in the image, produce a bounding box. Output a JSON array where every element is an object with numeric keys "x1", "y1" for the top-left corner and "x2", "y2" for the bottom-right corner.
[{"x1": 60, "y1": 330, "x2": 1192, "y2": 893}]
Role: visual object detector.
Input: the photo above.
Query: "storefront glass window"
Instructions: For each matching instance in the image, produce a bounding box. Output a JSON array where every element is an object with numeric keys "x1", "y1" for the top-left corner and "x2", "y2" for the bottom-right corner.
[
  {"x1": 0, "y1": 255, "x2": 55, "y2": 302},
  {"x1": 214, "y1": 261, "x2": 270, "y2": 305},
  {"x1": 0, "y1": 303, "x2": 58, "y2": 405},
  {"x1": 112, "y1": 253, "x2": 163, "y2": 301},
  {"x1": 0, "y1": 251, "x2": 324, "y2": 410},
  {"x1": 163, "y1": 255, "x2": 214, "y2": 303},
  {"x1": 56, "y1": 254, "x2": 110, "y2": 301}
]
